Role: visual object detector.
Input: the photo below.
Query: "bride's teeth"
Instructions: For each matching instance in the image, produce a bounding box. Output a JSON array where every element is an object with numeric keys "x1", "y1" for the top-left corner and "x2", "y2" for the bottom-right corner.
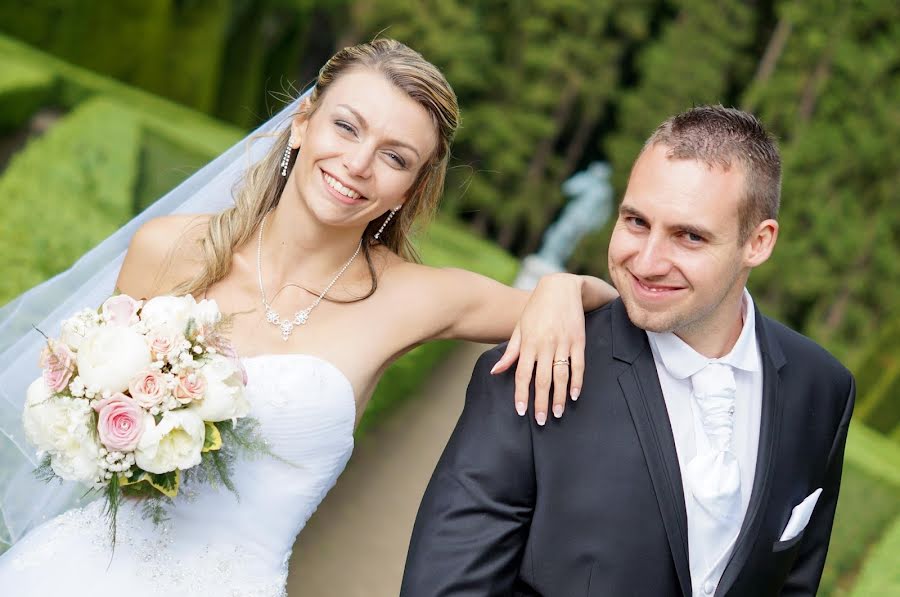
[{"x1": 324, "y1": 174, "x2": 361, "y2": 199}]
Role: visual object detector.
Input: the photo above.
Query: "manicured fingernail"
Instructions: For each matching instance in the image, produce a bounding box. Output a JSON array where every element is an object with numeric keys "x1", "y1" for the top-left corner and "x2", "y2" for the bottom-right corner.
[
  {"x1": 490, "y1": 363, "x2": 499, "y2": 375},
  {"x1": 516, "y1": 401, "x2": 526, "y2": 416},
  {"x1": 536, "y1": 412, "x2": 547, "y2": 426},
  {"x1": 553, "y1": 405, "x2": 563, "y2": 418},
  {"x1": 571, "y1": 388, "x2": 580, "y2": 401}
]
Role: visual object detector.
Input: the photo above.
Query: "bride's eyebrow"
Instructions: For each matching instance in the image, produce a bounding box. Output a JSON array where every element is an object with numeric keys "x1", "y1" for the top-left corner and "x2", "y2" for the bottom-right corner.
[{"x1": 336, "y1": 104, "x2": 421, "y2": 159}]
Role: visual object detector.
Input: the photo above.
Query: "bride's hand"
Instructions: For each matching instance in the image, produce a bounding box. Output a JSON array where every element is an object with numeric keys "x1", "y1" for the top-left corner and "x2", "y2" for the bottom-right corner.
[{"x1": 490, "y1": 273, "x2": 615, "y2": 425}]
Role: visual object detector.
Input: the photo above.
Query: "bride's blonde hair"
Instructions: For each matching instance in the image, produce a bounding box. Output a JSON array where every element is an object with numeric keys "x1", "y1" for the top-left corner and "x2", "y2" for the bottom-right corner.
[{"x1": 177, "y1": 39, "x2": 459, "y2": 299}]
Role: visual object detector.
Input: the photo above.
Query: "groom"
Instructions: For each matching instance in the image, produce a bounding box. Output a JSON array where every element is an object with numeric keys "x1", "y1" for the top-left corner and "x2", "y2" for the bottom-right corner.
[{"x1": 401, "y1": 106, "x2": 854, "y2": 596}]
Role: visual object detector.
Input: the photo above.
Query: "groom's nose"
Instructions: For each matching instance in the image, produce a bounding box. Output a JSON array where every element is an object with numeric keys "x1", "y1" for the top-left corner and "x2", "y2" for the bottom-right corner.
[{"x1": 630, "y1": 236, "x2": 673, "y2": 278}]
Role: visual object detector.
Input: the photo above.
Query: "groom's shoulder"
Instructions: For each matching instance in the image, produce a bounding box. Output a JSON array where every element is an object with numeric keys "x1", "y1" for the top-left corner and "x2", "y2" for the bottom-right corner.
[
  {"x1": 477, "y1": 301, "x2": 618, "y2": 377},
  {"x1": 760, "y1": 313, "x2": 853, "y2": 382}
]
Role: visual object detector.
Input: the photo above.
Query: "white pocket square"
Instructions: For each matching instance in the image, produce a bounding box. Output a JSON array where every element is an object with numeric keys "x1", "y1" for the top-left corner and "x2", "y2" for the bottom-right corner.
[{"x1": 779, "y1": 488, "x2": 823, "y2": 542}]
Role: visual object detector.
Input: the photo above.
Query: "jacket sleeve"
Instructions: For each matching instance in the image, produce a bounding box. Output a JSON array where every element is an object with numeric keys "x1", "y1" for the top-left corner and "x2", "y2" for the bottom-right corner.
[
  {"x1": 400, "y1": 349, "x2": 536, "y2": 596},
  {"x1": 782, "y1": 374, "x2": 856, "y2": 596}
]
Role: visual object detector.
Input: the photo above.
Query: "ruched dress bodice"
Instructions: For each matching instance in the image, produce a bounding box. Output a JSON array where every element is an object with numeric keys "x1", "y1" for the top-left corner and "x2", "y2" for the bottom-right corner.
[{"x1": 0, "y1": 354, "x2": 356, "y2": 597}]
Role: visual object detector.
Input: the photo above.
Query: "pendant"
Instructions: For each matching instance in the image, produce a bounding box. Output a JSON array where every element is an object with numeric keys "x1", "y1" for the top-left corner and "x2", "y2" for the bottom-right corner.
[{"x1": 265, "y1": 304, "x2": 312, "y2": 341}]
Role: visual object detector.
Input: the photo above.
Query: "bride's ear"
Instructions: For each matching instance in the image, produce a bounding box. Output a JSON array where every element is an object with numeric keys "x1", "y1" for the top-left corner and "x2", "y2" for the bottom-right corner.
[{"x1": 289, "y1": 98, "x2": 313, "y2": 147}]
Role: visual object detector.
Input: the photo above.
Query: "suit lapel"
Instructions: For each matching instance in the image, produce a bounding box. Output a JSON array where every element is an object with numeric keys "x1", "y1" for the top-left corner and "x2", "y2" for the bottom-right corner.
[
  {"x1": 612, "y1": 301, "x2": 692, "y2": 597},
  {"x1": 716, "y1": 310, "x2": 786, "y2": 596}
]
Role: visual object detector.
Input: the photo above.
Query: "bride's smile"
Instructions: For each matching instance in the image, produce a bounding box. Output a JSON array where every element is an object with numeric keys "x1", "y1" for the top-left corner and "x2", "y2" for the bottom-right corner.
[{"x1": 287, "y1": 68, "x2": 438, "y2": 231}]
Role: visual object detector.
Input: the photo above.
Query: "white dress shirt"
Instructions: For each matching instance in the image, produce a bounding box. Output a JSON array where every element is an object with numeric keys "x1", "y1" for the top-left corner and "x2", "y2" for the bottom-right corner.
[{"x1": 647, "y1": 290, "x2": 763, "y2": 597}]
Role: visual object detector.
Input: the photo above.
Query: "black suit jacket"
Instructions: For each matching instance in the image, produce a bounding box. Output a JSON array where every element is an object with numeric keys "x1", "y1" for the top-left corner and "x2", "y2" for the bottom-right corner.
[{"x1": 402, "y1": 300, "x2": 855, "y2": 597}]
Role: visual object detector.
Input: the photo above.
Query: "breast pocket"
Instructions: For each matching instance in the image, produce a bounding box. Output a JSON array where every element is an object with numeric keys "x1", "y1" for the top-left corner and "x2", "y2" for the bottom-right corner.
[
  {"x1": 768, "y1": 528, "x2": 806, "y2": 587},
  {"x1": 772, "y1": 529, "x2": 805, "y2": 554}
]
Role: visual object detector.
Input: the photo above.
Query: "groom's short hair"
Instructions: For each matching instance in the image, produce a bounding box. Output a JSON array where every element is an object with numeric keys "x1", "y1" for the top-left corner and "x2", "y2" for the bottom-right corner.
[{"x1": 642, "y1": 105, "x2": 781, "y2": 243}]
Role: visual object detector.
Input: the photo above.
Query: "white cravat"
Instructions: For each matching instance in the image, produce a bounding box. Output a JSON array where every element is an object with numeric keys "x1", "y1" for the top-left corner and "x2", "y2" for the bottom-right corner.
[
  {"x1": 684, "y1": 363, "x2": 742, "y2": 593},
  {"x1": 647, "y1": 290, "x2": 763, "y2": 597}
]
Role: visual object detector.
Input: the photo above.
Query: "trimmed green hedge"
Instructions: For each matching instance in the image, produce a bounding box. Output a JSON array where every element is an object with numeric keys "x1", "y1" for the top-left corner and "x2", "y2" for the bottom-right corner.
[
  {"x1": 0, "y1": 33, "x2": 240, "y2": 157},
  {"x1": 0, "y1": 98, "x2": 141, "y2": 304},
  {"x1": 0, "y1": 56, "x2": 55, "y2": 131},
  {"x1": 851, "y1": 317, "x2": 900, "y2": 438},
  {"x1": 851, "y1": 514, "x2": 900, "y2": 596},
  {"x1": 0, "y1": 1, "x2": 229, "y2": 113},
  {"x1": 134, "y1": 129, "x2": 215, "y2": 212},
  {"x1": 820, "y1": 423, "x2": 900, "y2": 595}
]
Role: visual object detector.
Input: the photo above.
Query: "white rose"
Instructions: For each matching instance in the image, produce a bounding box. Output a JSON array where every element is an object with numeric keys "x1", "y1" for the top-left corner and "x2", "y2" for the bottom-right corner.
[
  {"x1": 59, "y1": 308, "x2": 101, "y2": 351},
  {"x1": 192, "y1": 298, "x2": 222, "y2": 329},
  {"x1": 76, "y1": 326, "x2": 152, "y2": 394},
  {"x1": 134, "y1": 410, "x2": 205, "y2": 474},
  {"x1": 140, "y1": 295, "x2": 197, "y2": 334},
  {"x1": 23, "y1": 379, "x2": 93, "y2": 454},
  {"x1": 50, "y1": 438, "x2": 101, "y2": 484},
  {"x1": 189, "y1": 354, "x2": 250, "y2": 422}
]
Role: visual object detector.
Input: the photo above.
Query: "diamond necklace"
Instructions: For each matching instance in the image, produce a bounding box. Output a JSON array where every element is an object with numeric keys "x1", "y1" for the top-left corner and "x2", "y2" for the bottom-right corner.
[{"x1": 257, "y1": 211, "x2": 362, "y2": 341}]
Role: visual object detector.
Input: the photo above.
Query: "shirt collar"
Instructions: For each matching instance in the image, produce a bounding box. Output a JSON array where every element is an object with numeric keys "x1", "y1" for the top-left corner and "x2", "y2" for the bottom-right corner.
[{"x1": 647, "y1": 289, "x2": 760, "y2": 380}]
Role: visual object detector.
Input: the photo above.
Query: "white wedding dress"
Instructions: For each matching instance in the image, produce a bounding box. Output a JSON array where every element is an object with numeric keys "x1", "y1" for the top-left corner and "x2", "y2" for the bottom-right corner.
[{"x1": 0, "y1": 354, "x2": 356, "y2": 597}]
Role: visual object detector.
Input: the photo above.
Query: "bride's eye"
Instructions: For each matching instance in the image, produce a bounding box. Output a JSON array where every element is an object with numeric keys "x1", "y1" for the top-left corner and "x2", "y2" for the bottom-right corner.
[{"x1": 335, "y1": 121, "x2": 356, "y2": 135}]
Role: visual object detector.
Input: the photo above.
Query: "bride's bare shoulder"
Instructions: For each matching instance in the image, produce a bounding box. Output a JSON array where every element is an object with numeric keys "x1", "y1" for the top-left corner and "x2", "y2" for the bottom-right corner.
[{"x1": 116, "y1": 214, "x2": 213, "y2": 299}]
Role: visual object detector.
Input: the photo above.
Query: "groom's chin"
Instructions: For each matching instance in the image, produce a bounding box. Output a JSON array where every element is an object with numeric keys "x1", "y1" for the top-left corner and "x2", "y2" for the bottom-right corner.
[{"x1": 621, "y1": 300, "x2": 677, "y2": 334}]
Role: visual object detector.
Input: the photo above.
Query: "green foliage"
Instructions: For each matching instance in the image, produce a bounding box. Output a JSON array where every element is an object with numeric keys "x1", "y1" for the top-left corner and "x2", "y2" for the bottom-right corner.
[
  {"x1": 744, "y1": 0, "x2": 900, "y2": 362},
  {"x1": 0, "y1": 56, "x2": 55, "y2": 131},
  {"x1": 0, "y1": 98, "x2": 140, "y2": 305}
]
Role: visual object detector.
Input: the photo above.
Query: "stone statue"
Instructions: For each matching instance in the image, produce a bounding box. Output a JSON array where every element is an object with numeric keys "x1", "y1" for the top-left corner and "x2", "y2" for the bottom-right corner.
[
  {"x1": 515, "y1": 161, "x2": 614, "y2": 289},
  {"x1": 537, "y1": 161, "x2": 613, "y2": 267}
]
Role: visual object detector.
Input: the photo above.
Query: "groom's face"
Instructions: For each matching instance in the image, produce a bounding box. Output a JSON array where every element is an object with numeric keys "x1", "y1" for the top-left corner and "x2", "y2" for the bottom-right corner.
[{"x1": 608, "y1": 143, "x2": 751, "y2": 342}]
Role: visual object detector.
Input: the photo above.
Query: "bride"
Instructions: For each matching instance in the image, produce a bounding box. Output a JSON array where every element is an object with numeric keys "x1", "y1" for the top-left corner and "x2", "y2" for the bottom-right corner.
[{"x1": 0, "y1": 39, "x2": 617, "y2": 595}]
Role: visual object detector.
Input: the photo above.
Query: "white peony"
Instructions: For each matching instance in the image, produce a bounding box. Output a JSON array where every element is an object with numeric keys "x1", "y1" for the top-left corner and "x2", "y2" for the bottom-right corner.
[
  {"x1": 22, "y1": 378, "x2": 101, "y2": 483},
  {"x1": 134, "y1": 410, "x2": 205, "y2": 474},
  {"x1": 192, "y1": 298, "x2": 222, "y2": 328},
  {"x1": 140, "y1": 295, "x2": 198, "y2": 334},
  {"x1": 189, "y1": 354, "x2": 250, "y2": 422},
  {"x1": 59, "y1": 308, "x2": 101, "y2": 351},
  {"x1": 50, "y1": 438, "x2": 102, "y2": 484},
  {"x1": 76, "y1": 326, "x2": 152, "y2": 394},
  {"x1": 23, "y1": 379, "x2": 92, "y2": 453}
]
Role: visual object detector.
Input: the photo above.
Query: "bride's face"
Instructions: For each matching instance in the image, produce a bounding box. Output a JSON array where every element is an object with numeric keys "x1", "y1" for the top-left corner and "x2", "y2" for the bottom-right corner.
[{"x1": 289, "y1": 68, "x2": 438, "y2": 230}]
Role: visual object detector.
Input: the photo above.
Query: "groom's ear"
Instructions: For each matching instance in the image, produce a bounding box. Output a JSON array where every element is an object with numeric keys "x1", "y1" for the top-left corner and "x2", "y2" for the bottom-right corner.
[{"x1": 743, "y1": 219, "x2": 779, "y2": 268}]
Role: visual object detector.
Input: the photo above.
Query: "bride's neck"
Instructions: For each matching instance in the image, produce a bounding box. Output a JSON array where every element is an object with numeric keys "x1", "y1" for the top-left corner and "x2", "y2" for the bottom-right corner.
[{"x1": 259, "y1": 202, "x2": 365, "y2": 286}]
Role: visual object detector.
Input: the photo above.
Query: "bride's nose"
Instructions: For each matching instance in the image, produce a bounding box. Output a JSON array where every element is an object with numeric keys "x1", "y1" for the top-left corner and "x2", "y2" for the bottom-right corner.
[{"x1": 343, "y1": 145, "x2": 374, "y2": 179}]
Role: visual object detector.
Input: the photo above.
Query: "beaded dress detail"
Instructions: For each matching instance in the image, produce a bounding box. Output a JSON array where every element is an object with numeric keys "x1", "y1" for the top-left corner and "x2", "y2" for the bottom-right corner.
[{"x1": 0, "y1": 354, "x2": 356, "y2": 597}]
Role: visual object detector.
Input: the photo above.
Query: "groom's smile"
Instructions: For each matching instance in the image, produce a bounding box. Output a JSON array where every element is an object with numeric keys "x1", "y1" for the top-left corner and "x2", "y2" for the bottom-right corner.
[{"x1": 608, "y1": 143, "x2": 749, "y2": 350}]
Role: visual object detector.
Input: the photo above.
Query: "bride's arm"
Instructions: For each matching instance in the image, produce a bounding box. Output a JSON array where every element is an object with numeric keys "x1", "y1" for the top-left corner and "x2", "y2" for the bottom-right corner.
[{"x1": 420, "y1": 267, "x2": 617, "y2": 425}]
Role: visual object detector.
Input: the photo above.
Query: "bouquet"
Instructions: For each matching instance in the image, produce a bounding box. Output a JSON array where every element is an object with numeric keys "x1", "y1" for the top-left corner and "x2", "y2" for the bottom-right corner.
[{"x1": 22, "y1": 293, "x2": 266, "y2": 541}]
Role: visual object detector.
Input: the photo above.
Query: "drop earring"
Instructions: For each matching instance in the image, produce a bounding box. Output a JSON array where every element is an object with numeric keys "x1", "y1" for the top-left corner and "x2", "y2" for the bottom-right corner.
[
  {"x1": 281, "y1": 137, "x2": 296, "y2": 177},
  {"x1": 374, "y1": 206, "x2": 401, "y2": 241}
]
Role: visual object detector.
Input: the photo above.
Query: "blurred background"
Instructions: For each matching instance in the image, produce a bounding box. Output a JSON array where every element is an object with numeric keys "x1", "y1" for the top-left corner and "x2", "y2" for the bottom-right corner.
[{"x1": 0, "y1": 1, "x2": 897, "y2": 595}]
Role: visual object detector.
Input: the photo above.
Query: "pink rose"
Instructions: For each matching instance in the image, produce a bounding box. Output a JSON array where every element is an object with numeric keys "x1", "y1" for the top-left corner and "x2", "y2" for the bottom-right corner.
[
  {"x1": 94, "y1": 393, "x2": 144, "y2": 452},
  {"x1": 101, "y1": 295, "x2": 143, "y2": 327},
  {"x1": 174, "y1": 372, "x2": 206, "y2": 404},
  {"x1": 129, "y1": 370, "x2": 169, "y2": 409},
  {"x1": 39, "y1": 341, "x2": 75, "y2": 393},
  {"x1": 147, "y1": 331, "x2": 179, "y2": 360}
]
